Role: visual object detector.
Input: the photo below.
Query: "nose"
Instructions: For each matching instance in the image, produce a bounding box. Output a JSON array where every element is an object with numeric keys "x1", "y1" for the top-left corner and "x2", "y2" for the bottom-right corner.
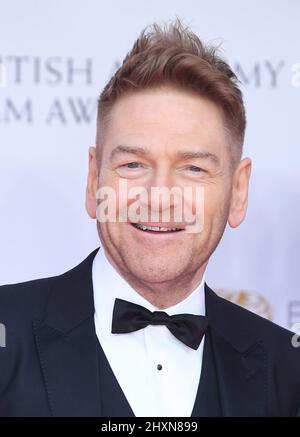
[{"x1": 144, "y1": 167, "x2": 181, "y2": 222}]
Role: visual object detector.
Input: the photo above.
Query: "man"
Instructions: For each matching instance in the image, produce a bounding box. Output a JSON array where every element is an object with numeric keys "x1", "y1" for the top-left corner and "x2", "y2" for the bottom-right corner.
[{"x1": 0, "y1": 20, "x2": 299, "y2": 417}]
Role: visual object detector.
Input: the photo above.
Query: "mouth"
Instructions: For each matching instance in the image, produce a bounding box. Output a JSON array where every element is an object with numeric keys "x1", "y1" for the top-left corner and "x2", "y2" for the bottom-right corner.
[{"x1": 130, "y1": 222, "x2": 185, "y2": 234}]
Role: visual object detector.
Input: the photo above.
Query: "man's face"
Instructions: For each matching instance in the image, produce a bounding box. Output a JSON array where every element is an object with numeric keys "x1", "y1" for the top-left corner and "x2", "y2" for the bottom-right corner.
[{"x1": 86, "y1": 87, "x2": 251, "y2": 284}]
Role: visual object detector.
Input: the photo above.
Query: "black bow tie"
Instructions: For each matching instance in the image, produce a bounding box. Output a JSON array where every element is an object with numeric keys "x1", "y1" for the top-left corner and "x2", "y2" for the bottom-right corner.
[{"x1": 111, "y1": 298, "x2": 208, "y2": 350}]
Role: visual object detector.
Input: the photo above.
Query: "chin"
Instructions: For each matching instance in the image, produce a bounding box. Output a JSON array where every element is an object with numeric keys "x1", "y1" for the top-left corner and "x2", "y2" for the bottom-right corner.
[{"x1": 127, "y1": 260, "x2": 183, "y2": 284}]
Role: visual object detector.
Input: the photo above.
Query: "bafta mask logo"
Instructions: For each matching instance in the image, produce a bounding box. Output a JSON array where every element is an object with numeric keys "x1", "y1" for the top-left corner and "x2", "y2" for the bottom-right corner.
[{"x1": 216, "y1": 289, "x2": 273, "y2": 321}]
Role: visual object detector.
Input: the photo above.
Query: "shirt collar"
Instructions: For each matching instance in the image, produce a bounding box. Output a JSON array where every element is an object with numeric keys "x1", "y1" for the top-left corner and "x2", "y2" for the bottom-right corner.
[{"x1": 92, "y1": 246, "x2": 206, "y2": 333}]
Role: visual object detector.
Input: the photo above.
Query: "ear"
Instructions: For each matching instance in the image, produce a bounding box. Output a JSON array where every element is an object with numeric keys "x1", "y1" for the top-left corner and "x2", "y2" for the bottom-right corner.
[
  {"x1": 228, "y1": 157, "x2": 252, "y2": 228},
  {"x1": 85, "y1": 146, "x2": 99, "y2": 219}
]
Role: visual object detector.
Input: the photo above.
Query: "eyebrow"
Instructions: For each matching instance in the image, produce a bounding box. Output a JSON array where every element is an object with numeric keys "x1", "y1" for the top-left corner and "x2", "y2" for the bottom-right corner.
[
  {"x1": 110, "y1": 145, "x2": 150, "y2": 160},
  {"x1": 110, "y1": 144, "x2": 220, "y2": 166},
  {"x1": 176, "y1": 150, "x2": 220, "y2": 165}
]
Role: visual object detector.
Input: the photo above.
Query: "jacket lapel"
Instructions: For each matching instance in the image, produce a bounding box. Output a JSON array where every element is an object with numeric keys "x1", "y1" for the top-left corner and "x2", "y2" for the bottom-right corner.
[
  {"x1": 33, "y1": 248, "x2": 101, "y2": 417},
  {"x1": 33, "y1": 246, "x2": 268, "y2": 417},
  {"x1": 97, "y1": 338, "x2": 135, "y2": 417},
  {"x1": 204, "y1": 284, "x2": 268, "y2": 416},
  {"x1": 191, "y1": 325, "x2": 222, "y2": 416}
]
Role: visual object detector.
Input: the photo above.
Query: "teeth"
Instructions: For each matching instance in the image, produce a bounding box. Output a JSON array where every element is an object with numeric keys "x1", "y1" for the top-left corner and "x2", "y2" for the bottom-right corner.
[{"x1": 133, "y1": 224, "x2": 181, "y2": 232}]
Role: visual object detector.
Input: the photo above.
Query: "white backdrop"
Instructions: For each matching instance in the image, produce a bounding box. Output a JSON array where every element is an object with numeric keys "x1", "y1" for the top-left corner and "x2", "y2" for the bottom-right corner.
[{"x1": 0, "y1": 0, "x2": 299, "y2": 330}]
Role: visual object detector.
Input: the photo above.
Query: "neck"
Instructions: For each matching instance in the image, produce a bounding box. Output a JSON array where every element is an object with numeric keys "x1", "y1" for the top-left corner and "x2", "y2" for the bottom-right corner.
[{"x1": 104, "y1": 250, "x2": 207, "y2": 310}]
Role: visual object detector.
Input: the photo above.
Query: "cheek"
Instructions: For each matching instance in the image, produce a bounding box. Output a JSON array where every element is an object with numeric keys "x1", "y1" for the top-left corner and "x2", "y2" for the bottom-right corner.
[
  {"x1": 101, "y1": 176, "x2": 140, "y2": 222},
  {"x1": 98, "y1": 168, "x2": 122, "y2": 209},
  {"x1": 114, "y1": 180, "x2": 137, "y2": 220},
  {"x1": 202, "y1": 185, "x2": 229, "y2": 223}
]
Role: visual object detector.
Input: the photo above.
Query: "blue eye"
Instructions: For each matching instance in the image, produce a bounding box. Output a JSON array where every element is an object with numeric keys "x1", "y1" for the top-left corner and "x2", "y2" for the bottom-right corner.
[
  {"x1": 116, "y1": 161, "x2": 148, "y2": 179},
  {"x1": 125, "y1": 162, "x2": 141, "y2": 168},
  {"x1": 188, "y1": 165, "x2": 202, "y2": 172}
]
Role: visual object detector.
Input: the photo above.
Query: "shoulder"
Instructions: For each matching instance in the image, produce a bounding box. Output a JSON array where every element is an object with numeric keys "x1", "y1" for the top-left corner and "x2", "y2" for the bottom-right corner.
[
  {"x1": 0, "y1": 276, "x2": 57, "y2": 327},
  {"x1": 208, "y1": 289, "x2": 300, "y2": 415},
  {"x1": 219, "y1": 291, "x2": 297, "y2": 343},
  {"x1": 213, "y1": 289, "x2": 300, "y2": 372},
  {"x1": 0, "y1": 250, "x2": 98, "y2": 395},
  {"x1": 0, "y1": 248, "x2": 99, "y2": 327},
  {"x1": 0, "y1": 276, "x2": 58, "y2": 393}
]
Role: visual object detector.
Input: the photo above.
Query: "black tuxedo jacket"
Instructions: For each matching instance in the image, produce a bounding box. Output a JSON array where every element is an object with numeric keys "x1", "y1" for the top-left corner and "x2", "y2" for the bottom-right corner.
[{"x1": 0, "y1": 247, "x2": 299, "y2": 417}]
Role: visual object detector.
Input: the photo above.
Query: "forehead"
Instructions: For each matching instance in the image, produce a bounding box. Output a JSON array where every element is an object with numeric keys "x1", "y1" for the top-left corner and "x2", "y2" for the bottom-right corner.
[{"x1": 101, "y1": 87, "x2": 229, "y2": 157}]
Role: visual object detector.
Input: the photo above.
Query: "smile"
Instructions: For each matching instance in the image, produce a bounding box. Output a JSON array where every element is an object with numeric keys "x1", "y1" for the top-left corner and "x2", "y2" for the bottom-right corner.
[{"x1": 131, "y1": 223, "x2": 184, "y2": 233}]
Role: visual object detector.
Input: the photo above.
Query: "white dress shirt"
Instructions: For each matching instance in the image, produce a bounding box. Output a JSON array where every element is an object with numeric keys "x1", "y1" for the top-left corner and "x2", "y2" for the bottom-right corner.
[{"x1": 92, "y1": 246, "x2": 206, "y2": 417}]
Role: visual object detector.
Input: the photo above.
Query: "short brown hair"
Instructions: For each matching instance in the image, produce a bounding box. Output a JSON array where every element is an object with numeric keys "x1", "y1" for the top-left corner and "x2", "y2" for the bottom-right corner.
[{"x1": 96, "y1": 18, "x2": 246, "y2": 163}]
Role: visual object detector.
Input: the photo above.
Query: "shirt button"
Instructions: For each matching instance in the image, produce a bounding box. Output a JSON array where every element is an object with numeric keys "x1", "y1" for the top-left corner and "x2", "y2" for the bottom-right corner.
[{"x1": 157, "y1": 364, "x2": 162, "y2": 371}]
